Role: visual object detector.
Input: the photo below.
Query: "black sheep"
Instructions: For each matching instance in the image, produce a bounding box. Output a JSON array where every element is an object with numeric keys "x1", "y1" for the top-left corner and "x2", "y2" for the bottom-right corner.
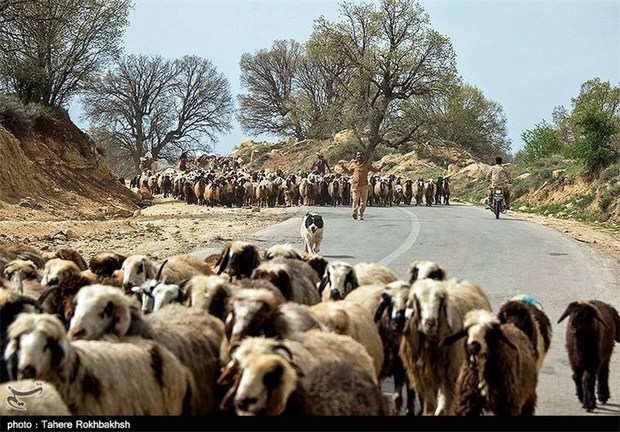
[{"x1": 557, "y1": 300, "x2": 620, "y2": 412}]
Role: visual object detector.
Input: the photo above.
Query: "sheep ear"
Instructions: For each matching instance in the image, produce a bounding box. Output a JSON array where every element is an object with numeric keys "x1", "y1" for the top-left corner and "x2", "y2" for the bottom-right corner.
[
  {"x1": 215, "y1": 246, "x2": 230, "y2": 275},
  {"x1": 318, "y1": 272, "x2": 329, "y2": 295},
  {"x1": 409, "y1": 263, "x2": 419, "y2": 283},
  {"x1": 374, "y1": 293, "x2": 390, "y2": 322},
  {"x1": 113, "y1": 301, "x2": 132, "y2": 337},
  {"x1": 497, "y1": 330, "x2": 517, "y2": 350},
  {"x1": 557, "y1": 304, "x2": 573, "y2": 323},
  {"x1": 442, "y1": 329, "x2": 468, "y2": 346},
  {"x1": 593, "y1": 309, "x2": 609, "y2": 328},
  {"x1": 444, "y1": 297, "x2": 459, "y2": 331}
]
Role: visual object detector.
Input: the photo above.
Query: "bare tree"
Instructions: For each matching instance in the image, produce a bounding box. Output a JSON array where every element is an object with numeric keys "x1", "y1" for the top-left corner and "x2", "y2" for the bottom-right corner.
[
  {"x1": 81, "y1": 54, "x2": 234, "y2": 173},
  {"x1": 0, "y1": 0, "x2": 131, "y2": 107},
  {"x1": 237, "y1": 39, "x2": 304, "y2": 139}
]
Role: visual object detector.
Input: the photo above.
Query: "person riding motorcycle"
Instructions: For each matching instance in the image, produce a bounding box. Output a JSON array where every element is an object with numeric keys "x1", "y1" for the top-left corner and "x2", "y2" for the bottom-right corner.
[{"x1": 485, "y1": 156, "x2": 512, "y2": 210}]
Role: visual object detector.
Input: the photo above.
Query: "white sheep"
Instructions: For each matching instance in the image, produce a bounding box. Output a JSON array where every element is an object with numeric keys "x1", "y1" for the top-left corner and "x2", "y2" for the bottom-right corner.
[
  {"x1": 306, "y1": 300, "x2": 384, "y2": 380},
  {"x1": 4, "y1": 313, "x2": 194, "y2": 415},
  {"x1": 67, "y1": 284, "x2": 225, "y2": 415},
  {"x1": 401, "y1": 277, "x2": 492, "y2": 415},
  {"x1": 319, "y1": 261, "x2": 397, "y2": 302},
  {"x1": 121, "y1": 253, "x2": 212, "y2": 291}
]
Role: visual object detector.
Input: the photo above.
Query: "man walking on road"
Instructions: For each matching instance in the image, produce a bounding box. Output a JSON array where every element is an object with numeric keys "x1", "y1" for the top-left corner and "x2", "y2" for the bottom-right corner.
[
  {"x1": 310, "y1": 152, "x2": 331, "y2": 175},
  {"x1": 339, "y1": 150, "x2": 385, "y2": 220}
]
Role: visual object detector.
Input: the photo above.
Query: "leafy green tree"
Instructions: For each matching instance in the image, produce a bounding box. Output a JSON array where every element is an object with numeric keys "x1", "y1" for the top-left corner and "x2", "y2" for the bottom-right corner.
[
  {"x1": 0, "y1": 0, "x2": 131, "y2": 107},
  {"x1": 310, "y1": 0, "x2": 458, "y2": 156},
  {"x1": 81, "y1": 54, "x2": 234, "y2": 172},
  {"x1": 428, "y1": 84, "x2": 511, "y2": 160},
  {"x1": 570, "y1": 105, "x2": 619, "y2": 172},
  {"x1": 518, "y1": 120, "x2": 563, "y2": 162}
]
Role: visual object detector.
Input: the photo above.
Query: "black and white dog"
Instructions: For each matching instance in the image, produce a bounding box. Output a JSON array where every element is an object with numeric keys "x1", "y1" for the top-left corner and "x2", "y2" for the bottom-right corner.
[{"x1": 301, "y1": 212, "x2": 324, "y2": 254}]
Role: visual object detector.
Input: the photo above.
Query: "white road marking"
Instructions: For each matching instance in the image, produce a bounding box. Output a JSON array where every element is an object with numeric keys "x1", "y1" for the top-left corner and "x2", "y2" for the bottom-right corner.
[{"x1": 378, "y1": 208, "x2": 420, "y2": 268}]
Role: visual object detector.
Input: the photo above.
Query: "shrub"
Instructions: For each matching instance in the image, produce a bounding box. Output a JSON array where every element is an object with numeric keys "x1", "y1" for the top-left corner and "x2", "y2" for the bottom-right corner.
[
  {"x1": 599, "y1": 184, "x2": 620, "y2": 212},
  {"x1": 0, "y1": 94, "x2": 39, "y2": 136},
  {"x1": 600, "y1": 163, "x2": 620, "y2": 183}
]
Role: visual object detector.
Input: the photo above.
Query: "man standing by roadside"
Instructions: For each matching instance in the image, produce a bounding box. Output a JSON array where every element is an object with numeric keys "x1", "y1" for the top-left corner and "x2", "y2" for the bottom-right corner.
[{"x1": 339, "y1": 150, "x2": 385, "y2": 220}]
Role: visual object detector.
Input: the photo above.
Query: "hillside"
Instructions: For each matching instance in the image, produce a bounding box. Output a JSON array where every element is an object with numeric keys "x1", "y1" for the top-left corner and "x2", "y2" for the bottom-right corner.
[{"x1": 0, "y1": 113, "x2": 141, "y2": 221}]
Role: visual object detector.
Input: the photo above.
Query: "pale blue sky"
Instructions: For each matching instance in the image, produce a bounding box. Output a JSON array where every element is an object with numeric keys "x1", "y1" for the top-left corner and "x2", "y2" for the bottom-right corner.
[{"x1": 71, "y1": 0, "x2": 619, "y2": 156}]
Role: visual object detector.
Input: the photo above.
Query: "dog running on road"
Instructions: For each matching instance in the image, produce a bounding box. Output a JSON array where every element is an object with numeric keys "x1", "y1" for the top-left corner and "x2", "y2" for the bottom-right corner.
[{"x1": 301, "y1": 212, "x2": 324, "y2": 254}]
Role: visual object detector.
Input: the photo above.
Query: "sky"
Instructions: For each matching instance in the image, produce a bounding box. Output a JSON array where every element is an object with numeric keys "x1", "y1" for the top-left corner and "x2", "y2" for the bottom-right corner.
[{"x1": 69, "y1": 0, "x2": 620, "y2": 156}]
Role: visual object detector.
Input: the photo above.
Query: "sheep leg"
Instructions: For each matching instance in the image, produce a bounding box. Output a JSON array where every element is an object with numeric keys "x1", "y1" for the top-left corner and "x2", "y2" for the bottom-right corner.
[
  {"x1": 582, "y1": 370, "x2": 597, "y2": 411},
  {"x1": 435, "y1": 385, "x2": 456, "y2": 415},
  {"x1": 572, "y1": 369, "x2": 584, "y2": 403},
  {"x1": 596, "y1": 359, "x2": 610, "y2": 404},
  {"x1": 418, "y1": 388, "x2": 437, "y2": 416}
]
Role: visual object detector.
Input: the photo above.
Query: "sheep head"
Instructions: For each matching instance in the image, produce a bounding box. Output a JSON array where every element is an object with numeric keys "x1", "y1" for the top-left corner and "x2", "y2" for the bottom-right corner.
[
  {"x1": 233, "y1": 353, "x2": 297, "y2": 416},
  {"x1": 558, "y1": 300, "x2": 609, "y2": 330},
  {"x1": 68, "y1": 284, "x2": 133, "y2": 340},
  {"x1": 373, "y1": 280, "x2": 413, "y2": 332},
  {"x1": 121, "y1": 255, "x2": 156, "y2": 291},
  {"x1": 408, "y1": 260, "x2": 447, "y2": 284},
  {"x1": 216, "y1": 241, "x2": 261, "y2": 279},
  {"x1": 41, "y1": 258, "x2": 81, "y2": 287},
  {"x1": 4, "y1": 313, "x2": 70, "y2": 381},
  {"x1": 409, "y1": 279, "x2": 451, "y2": 337},
  {"x1": 225, "y1": 288, "x2": 283, "y2": 344},
  {"x1": 319, "y1": 261, "x2": 357, "y2": 301}
]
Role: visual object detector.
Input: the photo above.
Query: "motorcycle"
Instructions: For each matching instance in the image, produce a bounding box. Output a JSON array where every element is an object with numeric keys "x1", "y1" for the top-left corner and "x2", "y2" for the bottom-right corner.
[{"x1": 491, "y1": 188, "x2": 507, "y2": 219}]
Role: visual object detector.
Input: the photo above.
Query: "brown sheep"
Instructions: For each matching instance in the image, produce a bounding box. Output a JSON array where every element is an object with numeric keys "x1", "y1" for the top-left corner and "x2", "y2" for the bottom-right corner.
[
  {"x1": 557, "y1": 300, "x2": 620, "y2": 412},
  {"x1": 215, "y1": 241, "x2": 262, "y2": 281},
  {"x1": 443, "y1": 309, "x2": 538, "y2": 416}
]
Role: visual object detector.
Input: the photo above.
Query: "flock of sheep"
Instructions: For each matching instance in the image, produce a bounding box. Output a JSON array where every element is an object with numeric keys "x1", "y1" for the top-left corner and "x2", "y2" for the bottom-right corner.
[
  {"x1": 129, "y1": 164, "x2": 452, "y2": 208},
  {"x1": 0, "y1": 239, "x2": 618, "y2": 417}
]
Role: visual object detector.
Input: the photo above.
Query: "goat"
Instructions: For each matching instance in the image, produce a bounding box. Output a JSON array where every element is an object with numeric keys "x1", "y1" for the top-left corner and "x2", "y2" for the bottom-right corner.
[{"x1": 557, "y1": 300, "x2": 620, "y2": 412}]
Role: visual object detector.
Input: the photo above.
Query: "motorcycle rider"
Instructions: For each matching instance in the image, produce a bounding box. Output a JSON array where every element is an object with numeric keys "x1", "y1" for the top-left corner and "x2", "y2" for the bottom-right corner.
[{"x1": 485, "y1": 156, "x2": 512, "y2": 210}]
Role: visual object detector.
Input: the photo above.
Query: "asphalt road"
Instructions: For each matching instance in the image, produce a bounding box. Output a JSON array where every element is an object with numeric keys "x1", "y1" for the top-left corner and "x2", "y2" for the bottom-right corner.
[{"x1": 203, "y1": 202, "x2": 620, "y2": 416}]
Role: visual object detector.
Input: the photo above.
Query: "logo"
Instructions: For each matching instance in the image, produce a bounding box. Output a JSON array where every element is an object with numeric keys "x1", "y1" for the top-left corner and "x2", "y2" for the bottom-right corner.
[{"x1": 5, "y1": 381, "x2": 44, "y2": 411}]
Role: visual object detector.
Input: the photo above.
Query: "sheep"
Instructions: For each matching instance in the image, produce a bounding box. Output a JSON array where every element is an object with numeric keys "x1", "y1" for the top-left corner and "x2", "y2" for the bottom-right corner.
[
  {"x1": 408, "y1": 260, "x2": 448, "y2": 283},
  {"x1": 345, "y1": 281, "x2": 417, "y2": 415},
  {"x1": 88, "y1": 252, "x2": 126, "y2": 278},
  {"x1": 221, "y1": 353, "x2": 387, "y2": 416},
  {"x1": 1, "y1": 289, "x2": 43, "y2": 383},
  {"x1": 4, "y1": 313, "x2": 194, "y2": 415},
  {"x1": 2, "y1": 259, "x2": 44, "y2": 299},
  {"x1": 215, "y1": 241, "x2": 263, "y2": 280},
  {"x1": 442, "y1": 309, "x2": 538, "y2": 416},
  {"x1": 0, "y1": 379, "x2": 70, "y2": 415},
  {"x1": 319, "y1": 261, "x2": 397, "y2": 302},
  {"x1": 498, "y1": 295, "x2": 552, "y2": 372},
  {"x1": 250, "y1": 258, "x2": 320, "y2": 305},
  {"x1": 121, "y1": 253, "x2": 213, "y2": 291},
  {"x1": 38, "y1": 258, "x2": 97, "y2": 327},
  {"x1": 557, "y1": 299, "x2": 620, "y2": 412},
  {"x1": 264, "y1": 243, "x2": 303, "y2": 261},
  {"x1": 300, "y1": 252, "x2": 329, "y2": 281},
  {"x1": 67, "y1": 284, "x2": 226, "y2": 415},
  {"x1": 0, "y1": 243, "x2": 45, "y2": 270},
  {"x1": 185, "y1": 274, "x2": 237, "y2": 320},
  {"x1": 306, "y1": 300, "x2": 384, "y2": 380},
  {"x1": 42, "y1": 248, "x2": 88, "y2": 271},
  {"x1": 400, "y1": 278, "x2": 492, "y2": 415},
  {"x1": 222, "y1": 287, "x2": 318, "y2": 346}
]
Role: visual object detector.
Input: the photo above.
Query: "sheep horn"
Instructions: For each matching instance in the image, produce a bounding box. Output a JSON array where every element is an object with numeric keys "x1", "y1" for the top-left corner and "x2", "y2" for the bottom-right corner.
[
  {"x1": 37, "y1": 284, "x2": 60, "y2": 305},
  {"x1": 155, "y1": 259, "x2": 168, "y2": 282},
  {"x1": 13, "y1": 271, "x2": 24, "y2": 295},
  {"x1": 273, "y1": 343, "x2": 294, "y2": 363},
  {"x1": 441, "y1": 328, "x2": 468, "y2": 346}
]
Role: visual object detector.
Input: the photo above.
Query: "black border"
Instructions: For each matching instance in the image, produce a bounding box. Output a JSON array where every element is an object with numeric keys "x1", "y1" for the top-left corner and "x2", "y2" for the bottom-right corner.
[{"x1": 2, "y1": 415, "x2": 619, "y2": 432}]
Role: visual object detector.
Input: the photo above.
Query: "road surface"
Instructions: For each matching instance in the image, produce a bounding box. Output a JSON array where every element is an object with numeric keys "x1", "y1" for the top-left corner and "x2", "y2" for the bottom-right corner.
[{"x1": 201, "y1": 202, "x2": 620, "y2": 416}]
